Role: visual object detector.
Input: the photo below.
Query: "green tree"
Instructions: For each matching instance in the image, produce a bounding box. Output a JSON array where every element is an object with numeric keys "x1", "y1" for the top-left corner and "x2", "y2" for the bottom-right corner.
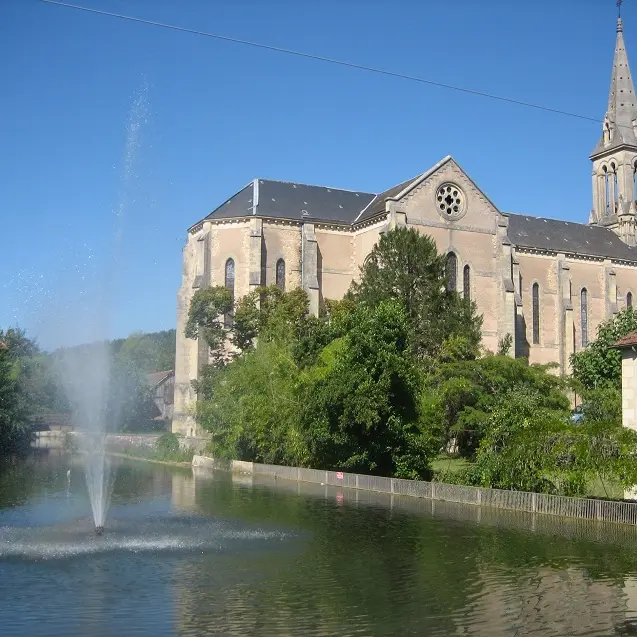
[
  {"x1": 464, "y1": 387, "x2": 579, "y2": 494},
  {"x1": 0, "y1": 340, "x2": 33, "y2": 454},
  {"x1": 113, "y1": 330, "x2": 176, "y2": 373},
  {"x1": 421, "y1": 355, "x2": 569, "y2": 458},
  {"x1": 185, "y1": 286, "x2": 233, "y2": 364},
  {"x1": 232, "y1": 286, "x2": 311, "y2": 352},
  {"x1": 197, "y1": 341, "x2": 307, "y2": 465},
  {"x1": 299, "y1": 301, "x2": 438, "y2": 479},
  {"x1": 443, "y1": 385, "x2": 637, "y2": 496},
  {"x1": 348, "y1": 227, "x2": 483, "y2": 360},
  {"x1": 571, "y1": 307, "x2": 637, "y2": 390}
]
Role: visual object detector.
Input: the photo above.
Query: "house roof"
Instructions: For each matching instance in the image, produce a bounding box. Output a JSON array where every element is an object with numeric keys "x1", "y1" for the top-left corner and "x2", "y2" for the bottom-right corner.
[
  {"x1": 614, "y1": 331, "x2": 637, "y2": 348},
  {"x1": 506, "y1": 213, "x2": 637, "y2": 261},
  {"x1": 205, "y1": 179, "x2": 375, "y2": 225},
  {"x1": 198, "y1": 159, "x2": 637, "y2": 263},
  {"x1": 146, "y1": 370, "x2": 174, "y2": 388},
  {"x1": 355, "y1": 176, "x2": 421, "y2": 223}
]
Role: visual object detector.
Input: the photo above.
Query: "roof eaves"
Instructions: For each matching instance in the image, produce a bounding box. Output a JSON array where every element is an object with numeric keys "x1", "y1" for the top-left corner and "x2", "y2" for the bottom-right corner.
[
  {"x1": 187, "y1": 179, "x2": 257, "y2": 232},
  {"x1": 613, "y1": 331, "x2": 637, "y2": 349}
]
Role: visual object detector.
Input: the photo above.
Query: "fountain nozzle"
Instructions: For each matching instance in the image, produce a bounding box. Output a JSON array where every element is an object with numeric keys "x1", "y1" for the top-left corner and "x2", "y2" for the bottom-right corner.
[{"x1": 95, "y1": 526, "x2": 104, "y2": 536}]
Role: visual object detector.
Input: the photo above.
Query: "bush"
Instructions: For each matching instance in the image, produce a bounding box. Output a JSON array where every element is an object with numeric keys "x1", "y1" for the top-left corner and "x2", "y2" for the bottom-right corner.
[{"x1": 156, "y1": 432, "x2": 180, "y2": 456}]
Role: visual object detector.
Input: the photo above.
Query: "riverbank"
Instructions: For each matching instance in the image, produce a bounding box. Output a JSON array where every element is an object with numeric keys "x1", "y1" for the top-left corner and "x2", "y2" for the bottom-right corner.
[
  {"x1": 191, "y1": 455, "x2": 637, "y2": 527},
  {"x1": 71, "y1": 439, "x2": 637, "y2": 527},
  {"x1": 107, "y1": 451, "x2": 192, "y2": 468}
]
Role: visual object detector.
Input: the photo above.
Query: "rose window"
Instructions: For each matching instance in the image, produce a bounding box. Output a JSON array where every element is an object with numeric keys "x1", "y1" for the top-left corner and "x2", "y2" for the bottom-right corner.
[{"x1": 436, "y1": 183, "x2": 465, "y2": 219}]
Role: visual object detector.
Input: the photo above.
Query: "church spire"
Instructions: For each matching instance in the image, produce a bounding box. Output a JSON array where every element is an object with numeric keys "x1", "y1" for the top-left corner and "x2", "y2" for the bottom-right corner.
[
  {"x1": 591, "y1": 14, "x2": 637, "y2": 156},
  {"x1": 589, "y1": 12, "x2": 637, "y2": 245}
]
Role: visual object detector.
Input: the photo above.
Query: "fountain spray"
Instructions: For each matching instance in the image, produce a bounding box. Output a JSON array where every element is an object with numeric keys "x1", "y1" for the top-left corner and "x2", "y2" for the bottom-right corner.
[{"x1": 56, "y1": 79, "x2": 150, "y2": 535}]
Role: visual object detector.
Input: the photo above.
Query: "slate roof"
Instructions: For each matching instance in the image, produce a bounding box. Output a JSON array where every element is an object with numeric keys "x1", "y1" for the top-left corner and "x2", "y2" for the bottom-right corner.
[
  {"x1": 506, "y1": 213, "x2": 637, "y2": 261},
  {"x1": 205, "y1": 179, "x2": 375, "y2": 225},
  {"x1": 355, "y1": 176, "x2": 421, "y2": 223},
  {"x1": 199, "y1": 170, "x2": 637, "y2": 263},
  {"x1": 204, "y1": 183, "x2": 255, "y2": 220}
]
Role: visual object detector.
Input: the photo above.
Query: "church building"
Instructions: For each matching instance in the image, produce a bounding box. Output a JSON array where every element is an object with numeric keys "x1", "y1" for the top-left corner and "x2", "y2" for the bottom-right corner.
[{"x1": 173, "y1": 17, "x2": 637, "y2": 437}]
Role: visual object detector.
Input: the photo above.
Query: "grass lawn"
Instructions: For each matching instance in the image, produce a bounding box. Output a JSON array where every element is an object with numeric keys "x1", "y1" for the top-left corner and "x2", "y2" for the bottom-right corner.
[
  {"x1": 431, "y1": 455, "x2": 471, "y2": 474},
  {"x1": 431, "y1": 455, "x2": 625, "y2": 501}
]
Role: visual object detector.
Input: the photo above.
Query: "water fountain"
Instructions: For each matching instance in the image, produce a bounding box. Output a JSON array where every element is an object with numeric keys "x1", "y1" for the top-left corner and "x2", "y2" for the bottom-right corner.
[
  {"x1": 55, "y1": 81, "x2": 150, "y2": 535},
  {"x1": 58, "y1": 339, "x2": 114, "y2": 534}
]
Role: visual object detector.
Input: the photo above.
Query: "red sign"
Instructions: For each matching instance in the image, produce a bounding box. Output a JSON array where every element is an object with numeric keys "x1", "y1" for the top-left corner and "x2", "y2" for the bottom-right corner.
[{"x1": 336, "y1": 471, "x2": 344, "y2": 480}]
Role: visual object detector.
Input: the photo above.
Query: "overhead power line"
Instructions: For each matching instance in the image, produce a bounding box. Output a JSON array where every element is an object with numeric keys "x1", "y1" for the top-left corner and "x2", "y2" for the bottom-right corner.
[{"x1": 38, "y1": 0, "x2": 605, "y2": 128}]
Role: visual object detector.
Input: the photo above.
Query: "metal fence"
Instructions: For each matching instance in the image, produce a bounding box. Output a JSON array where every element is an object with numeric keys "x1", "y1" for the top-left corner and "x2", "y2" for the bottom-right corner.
[{"x1": 205, "y1": 458, "x2": 637, "y2": 527}]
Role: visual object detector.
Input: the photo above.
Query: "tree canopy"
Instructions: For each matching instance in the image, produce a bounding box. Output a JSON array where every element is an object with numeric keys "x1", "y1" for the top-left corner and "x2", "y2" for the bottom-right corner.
[
  {"x1": 187, "y1": 228, "x2": 637, "y2": 496},
  {"x1": 348, "y1": 227, "x2": 483, "y2": 360},
  {"x1": 571, "y1": 307, "x2": 637, "y2": 390}
]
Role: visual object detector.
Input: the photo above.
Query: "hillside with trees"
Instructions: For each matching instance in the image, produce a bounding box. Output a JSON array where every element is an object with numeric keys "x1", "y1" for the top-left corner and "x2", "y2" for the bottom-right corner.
[{"x1": 0, "y1": 328, "x2": 176, "y2": 454}]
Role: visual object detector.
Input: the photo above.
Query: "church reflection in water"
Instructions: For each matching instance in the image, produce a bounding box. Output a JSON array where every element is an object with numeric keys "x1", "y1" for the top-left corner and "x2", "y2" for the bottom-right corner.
[{"x1": 168, "y1": 466, "x2": 637, "y2": 637}]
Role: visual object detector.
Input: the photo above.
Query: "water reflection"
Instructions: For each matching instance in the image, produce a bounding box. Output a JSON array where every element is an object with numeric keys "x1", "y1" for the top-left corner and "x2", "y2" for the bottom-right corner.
[{"x1": 3, "y1": 454, "x2": 637, "y2": 636}]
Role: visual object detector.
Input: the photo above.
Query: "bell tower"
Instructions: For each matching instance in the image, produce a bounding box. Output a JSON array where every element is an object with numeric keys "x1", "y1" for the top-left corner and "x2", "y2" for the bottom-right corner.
[{"x1": 590, "y1": 15, "x2": 637, "y2": 246}]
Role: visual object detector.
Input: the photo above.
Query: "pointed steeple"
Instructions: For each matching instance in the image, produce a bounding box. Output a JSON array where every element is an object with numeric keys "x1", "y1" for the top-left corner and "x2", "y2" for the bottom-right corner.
[{"x1": 592, "y1": 18, "x2": 637, "y2": 156}]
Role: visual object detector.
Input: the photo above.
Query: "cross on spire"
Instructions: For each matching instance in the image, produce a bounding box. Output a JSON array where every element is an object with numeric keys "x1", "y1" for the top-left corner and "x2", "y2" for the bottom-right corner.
[{"x1": 618, "y1": 0, "x2": 623, "y2": 18}]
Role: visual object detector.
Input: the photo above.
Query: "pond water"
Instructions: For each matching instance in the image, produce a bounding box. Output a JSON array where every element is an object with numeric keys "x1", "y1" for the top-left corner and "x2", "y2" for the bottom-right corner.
[{"x1": 3, "y1": 452, "x2": 637, "y2": 636}]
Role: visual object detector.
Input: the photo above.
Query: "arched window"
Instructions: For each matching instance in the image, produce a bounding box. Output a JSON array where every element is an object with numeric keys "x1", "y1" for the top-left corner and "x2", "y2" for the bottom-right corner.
[
  {"x1": 612, "y1": 162, "x2": 619, "y2": 210},
  {"x1": 581, "y1": 288, "x2": 588, "y2": 347},
  {"x1": 532, "y1": 283, "x2": 540, "y2": 345},
  {"x1": 224, "y1": 258, "x2": 235, "y2": 328},
  {"x1": 275, "y1": 258, "x2": 286, "y2": 290},
  {"x1": 519, "y1": 273, "x2": 523, "y2": 301},
  {"x1": 628, "y1": 291, "x2": 633, "y2": 309},
  {"x1": 604, "y1": 165, "x2": 611, "y2": 215},
  {"x1": 463, "y1": 265, "x2": 471, "y2": 300},
  {"x1": 446, "y1": 252, "x2": 457, "y2": 292}
]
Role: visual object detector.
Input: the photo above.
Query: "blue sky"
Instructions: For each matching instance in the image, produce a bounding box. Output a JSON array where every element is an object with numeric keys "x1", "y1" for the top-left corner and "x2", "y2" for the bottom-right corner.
[{"x1": 1, "y1": 0, "x2": 631, "y2": 349}]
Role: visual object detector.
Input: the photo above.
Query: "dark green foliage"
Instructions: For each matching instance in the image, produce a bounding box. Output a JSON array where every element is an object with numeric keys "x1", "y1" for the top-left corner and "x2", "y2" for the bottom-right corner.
[
  {"x1": 197, "y1": 292, "x2": 440, "y2": 479},
  {"x1": 0, "y1": 327, "x2": 177, "y2": 443},
  {"x1": 190, "y1": 228, "x2": 637, "y2": 494},
  {"x1": 299, "y1": 301, "x2": 435, "y2": 478},
  {"x1": 0, "y1": 340, "x2": 33, "y2": 454},
  {"x1": 348, "y1": 227, "x2": 483, "y2": 360},
  {"x1": 52, "y1": 329, "x2": 176, "y2": 433},
  {"x1": 571, "y1": 307, "x2": 637, "y2": 390},
  {"x1": 421, "y1": 355, "x2": 569, "y2": 458},
  {"x1": 107, "y1": 356, "x2": 158, "y2": 433},
  {"x1": 185, "y1": 287, "x2": 233, "y2": 363}
]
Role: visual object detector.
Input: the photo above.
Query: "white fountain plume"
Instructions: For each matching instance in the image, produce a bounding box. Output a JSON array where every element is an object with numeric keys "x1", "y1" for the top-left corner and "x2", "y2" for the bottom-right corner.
[
  {"x1": 58, "y1": 339, "x2": 114, "y2": 529},
  {"x1": 55, "y1": 79, "x2": 150, "y2": 532}
]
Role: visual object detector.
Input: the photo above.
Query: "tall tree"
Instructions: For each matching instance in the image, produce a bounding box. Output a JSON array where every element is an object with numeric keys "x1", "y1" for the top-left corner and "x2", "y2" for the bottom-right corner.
[
  {"x1": 299, "y1": 301, "x2": 437, "y2": 479},
  {"x1": 348, "y1": 228, "x2": 482, "y2": 360},
  {"x1": 571, "y1": 307, "x2": 637, "y2": 390}
]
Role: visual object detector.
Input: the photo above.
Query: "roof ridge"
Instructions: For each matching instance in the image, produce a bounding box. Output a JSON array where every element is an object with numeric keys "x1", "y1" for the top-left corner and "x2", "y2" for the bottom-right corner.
[
  {"x1": 257, "y1": 178, "x2": 374, "y2": 195},
  {"x1": 504, "y1": 212, "x2": 591, "y2": 226}
]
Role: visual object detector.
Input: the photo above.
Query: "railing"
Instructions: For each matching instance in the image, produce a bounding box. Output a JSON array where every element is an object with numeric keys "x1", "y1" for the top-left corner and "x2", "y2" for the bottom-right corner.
[{"x1": 191, "y1": 456, "x2": 637, "y2": 527}]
